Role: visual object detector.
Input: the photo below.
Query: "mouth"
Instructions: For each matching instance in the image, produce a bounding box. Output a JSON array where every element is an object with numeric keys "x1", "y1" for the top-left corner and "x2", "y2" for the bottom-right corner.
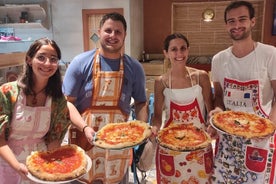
[
  {"x1": 106, "y1": 38, "x2": 118, "y2": 45},
  {"x1": 175, "y1": 57, "x2": 185, "y2": 62},
  {"x1": 38, "y1": 66, "x2": 55, "y2": 74},
  {"x1": 230, "y1": 27, "x2": 244, "y2": 34}
]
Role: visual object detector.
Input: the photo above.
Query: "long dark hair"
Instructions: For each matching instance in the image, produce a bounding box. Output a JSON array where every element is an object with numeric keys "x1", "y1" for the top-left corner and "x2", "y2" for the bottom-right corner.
[{"x1": 17, "y1": 38, "x2": 63, "y2": 99}]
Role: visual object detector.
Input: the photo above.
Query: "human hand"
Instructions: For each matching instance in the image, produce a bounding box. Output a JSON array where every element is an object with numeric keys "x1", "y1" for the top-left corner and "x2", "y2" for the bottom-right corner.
[
  {"x1": 207, "y1": 125, "x2": 218, "y2": 139},
  {"x1": 209, "y1": 107, "x2": 223, "y2": 117},
  {"x1": 149, "y1": 125, "x2": 159, "y2": 142},
  {"x1": 84, "y1": 126, "x2": 96, "y2": 143},
  {"x1": 150, "y1": 125, "x2": 159, "y2": 136},
  {"x1": 17, "y1": 163, "x2": 28, "y2": 179}
]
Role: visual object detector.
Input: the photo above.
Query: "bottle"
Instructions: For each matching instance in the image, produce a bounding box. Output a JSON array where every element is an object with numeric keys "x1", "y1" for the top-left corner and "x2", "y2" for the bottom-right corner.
[
  {"x1": 142, "y1": 51, "x2": 146, "y2": 62},
  {"x1": 3, "y1": 14, "x2": 9, "y2": 24}
]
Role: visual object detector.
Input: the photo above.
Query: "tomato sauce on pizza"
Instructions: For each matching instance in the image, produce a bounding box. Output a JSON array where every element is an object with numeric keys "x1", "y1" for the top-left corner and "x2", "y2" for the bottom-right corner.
[
  {"x1": 93, "y1": 120, "x2": 152, "y2": 149},
  {"x1": 157, "y1": 123, "x2": 211, "y2": 151},
  {"x1": 212, "y1": 111, "x2": 276, "y2": 138},
  {"x1": 31, "y1": 146, "x2": 82, "y2": 173},
  {"x1": 26, "y1": 144, "x2": 87, "y2": 181},
  {"x1": 100, "y1": 124, "x2": 145, "y2": 145}
]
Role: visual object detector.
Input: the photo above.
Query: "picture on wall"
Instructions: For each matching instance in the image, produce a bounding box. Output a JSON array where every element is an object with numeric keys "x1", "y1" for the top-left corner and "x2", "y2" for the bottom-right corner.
[{"x1": 273, "y1": 3, "x2": 276, "y2": 35}]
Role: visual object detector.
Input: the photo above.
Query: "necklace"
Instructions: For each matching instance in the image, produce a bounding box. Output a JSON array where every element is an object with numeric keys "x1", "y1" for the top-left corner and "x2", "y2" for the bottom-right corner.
[{"x1": 31, "y1": 88, "x2": 45, "y2": 105}]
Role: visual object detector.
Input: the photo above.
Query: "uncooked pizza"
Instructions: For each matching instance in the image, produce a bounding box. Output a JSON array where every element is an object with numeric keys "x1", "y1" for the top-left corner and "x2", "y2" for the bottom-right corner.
[
  {"x1": 93, "y1": 120, "x2": 152, "y2": 149},
  {"x1": 211, "y1": 111, "x2": 276, "y2": 138},
  {"x1": 26, "y1": 144, "x2": 87, "y2": 181},
  {"x1": 157, "y1": 123, "x2": 211, "y2": 151}
]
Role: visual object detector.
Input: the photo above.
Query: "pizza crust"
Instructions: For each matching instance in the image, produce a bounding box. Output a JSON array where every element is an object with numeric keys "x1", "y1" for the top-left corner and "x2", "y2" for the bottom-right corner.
[
  {"x1": 26, "y1": 144, "x2": 87, "y2": 181},
  {"x1": 93, "y1": 120, "x2": 152, "y2": 149},
  {"x1": 212, "y1": 111, "x2": 276, "y2": 139},
  {"x1": 157, "y1": 123, "x2": 211, "y2": 151}
]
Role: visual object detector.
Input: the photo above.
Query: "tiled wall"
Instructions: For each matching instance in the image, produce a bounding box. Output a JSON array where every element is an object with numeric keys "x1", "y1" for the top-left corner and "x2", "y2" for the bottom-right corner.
[{"x1": 172, "y1": 1, "x2": 264, "y2": 56}]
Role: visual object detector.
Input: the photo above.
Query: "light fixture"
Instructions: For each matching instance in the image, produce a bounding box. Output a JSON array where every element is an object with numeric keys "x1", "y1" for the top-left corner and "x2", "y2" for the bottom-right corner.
[{"x1": 202, "y1": 8, "x2": 215, "y2": 22}]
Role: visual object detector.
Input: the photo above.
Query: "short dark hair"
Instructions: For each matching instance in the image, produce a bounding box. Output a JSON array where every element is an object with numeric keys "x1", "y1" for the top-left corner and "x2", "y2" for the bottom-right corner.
[
  {"x1": 99, "y1": 12, "x2": 127, "y2": 32},
  {"x1": 163, "y1": 33, "x2": 189, "y2": 52},
  {"x1": 18, "y1": 38, "x2": 63, "y2": 99},
  {"x1": 224, "y1": 1, "x2": 255, "y2": 23}
]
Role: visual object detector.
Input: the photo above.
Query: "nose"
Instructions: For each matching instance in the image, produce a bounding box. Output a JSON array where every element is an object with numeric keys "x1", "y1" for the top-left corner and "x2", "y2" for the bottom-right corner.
[
  {"x1": 44, "y1": 58, "x2": 52, "y2": 65},
  {"x1": 177, "y1": 50, "x2": 185, "y2": 57},
  {"x1": 109, "y1": 31, "x2": 116, "y2": 37},
  {"x1": 229, "y1": 19, "x2": 241, "y2": 28}
]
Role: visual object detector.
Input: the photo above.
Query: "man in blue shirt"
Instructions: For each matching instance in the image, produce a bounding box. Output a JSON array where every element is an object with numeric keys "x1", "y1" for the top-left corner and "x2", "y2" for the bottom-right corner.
[{"x1": 62, "y1": 12, "x2": 148, "y2": 184}]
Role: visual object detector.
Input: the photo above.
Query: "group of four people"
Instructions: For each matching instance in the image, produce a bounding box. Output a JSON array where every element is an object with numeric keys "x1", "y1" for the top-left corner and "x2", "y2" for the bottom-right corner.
[{"x1": 0, "y1": 0, "x2": 275, "y2": 184}]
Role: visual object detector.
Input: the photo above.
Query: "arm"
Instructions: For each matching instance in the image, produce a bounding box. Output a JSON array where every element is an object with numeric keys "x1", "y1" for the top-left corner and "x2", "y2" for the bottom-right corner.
[
  {"x1": 199, "y1": 70, "x2": 214, "y2": 115},
  {"x1": 151, "y1": 76, "x2": 165, "y2": 134},
  {"x1": 210, "y1": 81, "x2": 225, "y2": 116},
  {"x1": 134, "y1": 101, "x2": 148, "y2": 123},
  {"x1": 65, "y1": 96, "x2": 76, "y2": 104},
  {"x1": 269, "y1": 80, "x2": 276, "y2": 126},
  {"x1": 207, "y1": 81, "x2": 224, "y2": 138},
  {"x1": 0, "y1": 134, "x2": 28, "y2": 176},
  {"x1": 67, "y1": 101, "x2": 95, "y2": 141},
  {"x1": 0, "y1": 83, "x2": 27, "y2": 176}
]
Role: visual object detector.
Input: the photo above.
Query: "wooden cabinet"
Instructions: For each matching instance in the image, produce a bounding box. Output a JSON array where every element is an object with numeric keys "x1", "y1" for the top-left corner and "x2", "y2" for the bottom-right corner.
[
  {"x1": 0, "y1": 1, "x2": 50, "y2": 29},
  {"x1": 0, "y1": 52, "x2": 25, "y2": 68},
  {"x1": 141, "y1": 61, "x2": 164, "y2": 98},
  {"x1": 0, "y1": 52, "x2": 25, "y2": 85}
]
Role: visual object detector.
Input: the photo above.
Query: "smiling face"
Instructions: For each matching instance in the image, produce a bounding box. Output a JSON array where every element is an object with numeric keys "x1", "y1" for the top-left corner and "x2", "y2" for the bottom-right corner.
[
  {"x1": 27, "y1": 44, "x2": 59, "y2": 83},
  {"x1": 163, "y1": 38, "x2": 189, "y2": 67},
  {"x1": 98, "y1": 18, "x2": 126, "y2": 58},
  {"x1": 225, "y1": 6, "x2": 255, "y2": 41}
]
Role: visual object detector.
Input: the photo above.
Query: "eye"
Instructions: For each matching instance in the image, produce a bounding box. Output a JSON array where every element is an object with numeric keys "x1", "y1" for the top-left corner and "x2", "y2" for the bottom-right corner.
[
  {"x1": 36, "y1": 55, "x2": 46, "y2": 62},
  {"x1": 115, "y1": 30, "x2": 122, "y2": 35},
  {"x1": 105, "y1": 28, "x2": 112, "y2": 34},
  {"x1": 238, "y1": 17, "x2": 248, "y2": 22},
  {"x1": 170, "y1": 47, "x2": 177, "y2": 52},
  {"x1": 180, "y1": 46, "x2": 187, "y2": 51},
  {"x1": 50, "y1": 57, "x2": 59, "y2": 63},
  {"x1": 226, "y1": 19, "x2": 235, "y2": 24}
]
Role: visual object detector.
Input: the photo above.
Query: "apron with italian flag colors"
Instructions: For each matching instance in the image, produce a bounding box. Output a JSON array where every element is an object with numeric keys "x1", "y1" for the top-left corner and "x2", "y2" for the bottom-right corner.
[
  {"x1": 156, "y1": 71, "x2": 213, "y2": 184},
  {"x1": 79, "y1": 50, "x2": 130, "y2": 184},
  {"x1": 213, "y1": 52, "x2": 276, "y2": 184}
]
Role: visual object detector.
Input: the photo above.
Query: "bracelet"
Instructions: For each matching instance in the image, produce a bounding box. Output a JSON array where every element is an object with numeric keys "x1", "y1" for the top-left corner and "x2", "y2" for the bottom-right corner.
[{"x1": 82, "y1": 125, "x2": 88, "y2": 133}]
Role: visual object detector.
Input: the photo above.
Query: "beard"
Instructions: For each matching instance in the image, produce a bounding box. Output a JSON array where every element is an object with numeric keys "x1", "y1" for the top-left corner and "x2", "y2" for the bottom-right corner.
[
  {"x1": 229, "y1": 27, "x2": 251, "y2": 41},
  {"x1": 101, "y1": 44, "x2": 122, "y2": 54},
  {"x1": 100, "y1": 38, "x2": 124, "y2": 55}
]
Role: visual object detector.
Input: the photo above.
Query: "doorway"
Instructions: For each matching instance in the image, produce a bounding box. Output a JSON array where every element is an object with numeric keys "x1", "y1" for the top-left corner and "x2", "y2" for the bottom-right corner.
[{"x1": 82, "y1": 8, "x2": 124, "y2": 51}]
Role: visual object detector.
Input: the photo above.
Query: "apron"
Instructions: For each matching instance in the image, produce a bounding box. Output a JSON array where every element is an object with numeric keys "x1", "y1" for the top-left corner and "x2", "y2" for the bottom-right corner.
[
  {"x1": 0, "y1": 90, "x2": 51, "y2": 184},
  {"x1": 156, "y1": 71, "x2": 214, "y2": 184},
  {"x1": 78, "y1": 50, "x2": 130, "y2": 184},
  {"x1": 213, "y1": 52, "x2": 276, "y2": 184}
]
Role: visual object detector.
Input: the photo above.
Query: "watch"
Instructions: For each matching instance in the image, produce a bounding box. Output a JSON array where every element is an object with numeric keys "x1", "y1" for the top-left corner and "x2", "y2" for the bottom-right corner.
[{"x1": 202, "y1": 9, "x2": 215, "y2": 21}]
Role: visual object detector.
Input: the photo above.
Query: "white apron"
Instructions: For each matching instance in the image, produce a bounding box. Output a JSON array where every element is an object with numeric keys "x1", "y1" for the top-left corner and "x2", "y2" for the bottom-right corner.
[
  {"x1": 156, "y1": 71, "x2": 213, "y2": 184},
  {"x1": 77, "y1": 50, "x2": 130, "y2": 184},
  {"x1": 0, "y1": 90, "x2": 51, "y2": 184},
  {"x1": 213, "y1": 53, "x2": 276, "y2": 184}
]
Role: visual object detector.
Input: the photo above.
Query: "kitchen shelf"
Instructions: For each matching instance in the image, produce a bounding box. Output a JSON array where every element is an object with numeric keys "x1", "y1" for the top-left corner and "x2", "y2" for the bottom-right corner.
[
  {"x1": 0, "y1": 52, "x2": 25, "y2": 69},
  {"x1": 0, "y1": 1, "x2": 50, "y2": 29}
]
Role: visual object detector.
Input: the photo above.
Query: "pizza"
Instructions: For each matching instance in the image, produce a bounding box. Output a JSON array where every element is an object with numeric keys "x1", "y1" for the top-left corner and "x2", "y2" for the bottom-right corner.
[
  {"x1": 157, "y1": 123, "x2": 211, "y2": 151},
  {"x1": 26, "y1": 144, "x2": 87, "y2": 181},
  {"x1": 93, "y1": 120, "x2": 152, "y2": 149},
  {"x1": 211, "y1": 111, "x2": 276, "y2": 138}
]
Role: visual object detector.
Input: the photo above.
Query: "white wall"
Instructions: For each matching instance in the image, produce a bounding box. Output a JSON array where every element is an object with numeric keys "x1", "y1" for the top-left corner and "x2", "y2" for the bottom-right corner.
[
  {"x1": 1, "y1": 0, "x2": 143, "y2": 63},
  {"x1": 51, "y1": 0, "x2": 143, "y2": 63}
]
